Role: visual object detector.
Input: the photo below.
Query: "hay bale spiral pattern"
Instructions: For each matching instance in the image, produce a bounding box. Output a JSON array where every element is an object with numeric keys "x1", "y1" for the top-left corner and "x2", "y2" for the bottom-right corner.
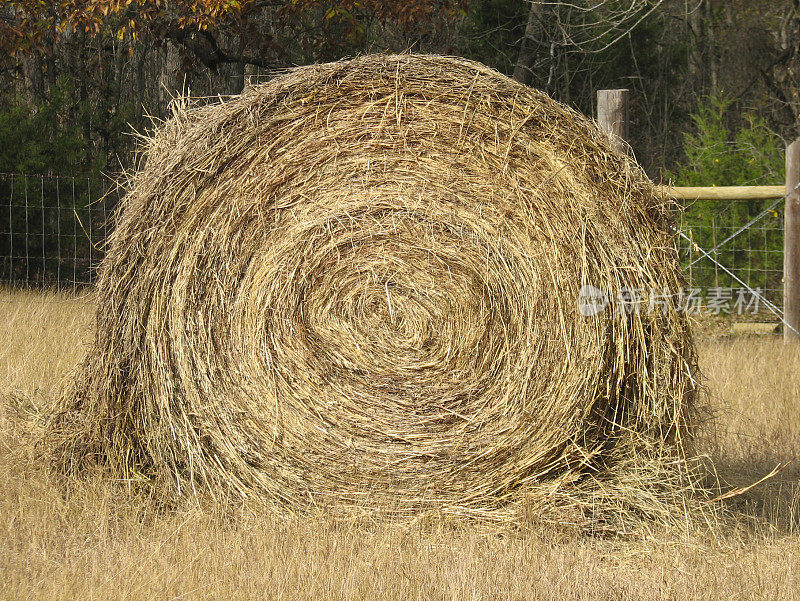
[{"x1": 54, "y1": 55, "x2": 698, "y2": 520}]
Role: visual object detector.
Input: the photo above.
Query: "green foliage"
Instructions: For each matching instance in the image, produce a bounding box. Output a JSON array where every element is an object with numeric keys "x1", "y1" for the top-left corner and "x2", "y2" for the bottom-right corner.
[
  {"x1": 668, "y1": 94, "x2": 784, "y2": 187},
  {"x1": 0, "y1": 78, "x2": 111, "y2": 285},
  {"x1": 0, "y1": 77, "x2": 98, "y2": 176},
  {"x1": 669, "y1": 95, "x2": 785, "y2": 301}
]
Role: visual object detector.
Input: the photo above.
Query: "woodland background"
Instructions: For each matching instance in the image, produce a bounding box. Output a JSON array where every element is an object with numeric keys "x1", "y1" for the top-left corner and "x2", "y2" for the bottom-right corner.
[
  {"x1": 1, "y1": 1, "x2": 799, "y2": 291},
  {"x1": 2, "y1": 0, "x2": 799, "y2": 181}
]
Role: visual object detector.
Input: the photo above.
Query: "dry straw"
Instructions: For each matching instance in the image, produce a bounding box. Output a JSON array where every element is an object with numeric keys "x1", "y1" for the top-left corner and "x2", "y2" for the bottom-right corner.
[{"x1": 50, "y1": 54, "x2": 702, "y2": 530}]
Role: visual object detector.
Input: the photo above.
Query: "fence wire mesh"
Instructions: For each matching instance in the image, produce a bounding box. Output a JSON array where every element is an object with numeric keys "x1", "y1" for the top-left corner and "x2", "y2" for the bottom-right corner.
[
  {"x1": 677, "y1": 196, "x2": 784, "y2": 315},
  {"x1": 0, "y1": 172, "x2": 787, "y2": 316},
  {"x1": 0, "y1": 173, "x2": 118, "y2": 292}
]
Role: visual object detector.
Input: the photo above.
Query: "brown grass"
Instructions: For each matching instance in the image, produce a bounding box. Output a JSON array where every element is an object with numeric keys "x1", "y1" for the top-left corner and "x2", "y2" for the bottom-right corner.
[
  {"x1": 50, "y1": 54, "x2": 699, "y2": 528},
  {"x1": 1, "y1": 290, "x2": 800, "y2": 599}
]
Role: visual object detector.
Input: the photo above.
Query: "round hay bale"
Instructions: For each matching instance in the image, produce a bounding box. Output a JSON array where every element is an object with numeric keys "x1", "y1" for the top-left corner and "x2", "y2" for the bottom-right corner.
[{"x1": 52, "y1": 54, "x2": 699, "y2": 525}]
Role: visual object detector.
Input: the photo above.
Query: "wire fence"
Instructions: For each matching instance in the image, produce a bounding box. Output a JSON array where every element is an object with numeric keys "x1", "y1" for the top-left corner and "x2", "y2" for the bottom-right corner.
[
  {"x1": 0, "y1": 172, "x2": 788, "y2": 317},
  {"x1": 0, "y1": 173, "x2": 118, "y2": 292},
  {"x1": 677, "y1": 196, "x2": 784, "y2": 315}
]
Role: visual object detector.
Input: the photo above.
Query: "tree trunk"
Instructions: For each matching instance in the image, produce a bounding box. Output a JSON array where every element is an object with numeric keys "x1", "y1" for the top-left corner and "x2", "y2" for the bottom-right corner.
[
  {"x1": 159, "y1": 41, "x2": 184, "y2": 114},
  {"x1": 20, "y1": 53, "x2": 45, "y2": 107},
  {"x1": 513, "y1": 1, "x2": 544, "y2": 87},
  {"x1": 705, "y1": 0, "x2": 717, "y2": 94},
  {"x1": 688, "y1": 0, "x2": 703, "y2": 84}
]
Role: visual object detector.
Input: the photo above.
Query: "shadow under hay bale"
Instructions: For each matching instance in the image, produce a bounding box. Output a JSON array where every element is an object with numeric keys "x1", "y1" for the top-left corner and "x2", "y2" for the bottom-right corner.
[{"x1": 48, "y1": 54, "x2": 702, "y2": 530}]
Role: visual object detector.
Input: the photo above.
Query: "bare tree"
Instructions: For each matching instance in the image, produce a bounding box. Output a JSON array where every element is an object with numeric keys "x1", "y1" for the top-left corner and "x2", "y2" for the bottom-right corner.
[
  {"x1": 513, "y1": 2, "x2": 546, "y2": 86},
  {"x1": 513, "y1": 0, "x2": 667, "y2": 90}
]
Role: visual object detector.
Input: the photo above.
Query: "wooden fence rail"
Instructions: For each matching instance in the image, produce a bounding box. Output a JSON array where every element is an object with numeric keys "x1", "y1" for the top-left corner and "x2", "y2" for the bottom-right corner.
[
  {"x1": 597, "y1": 88, "x2": 800, "y2": 341},
  {"x1": 661, "y1": 186, "x2": 786, "y2": 201}
]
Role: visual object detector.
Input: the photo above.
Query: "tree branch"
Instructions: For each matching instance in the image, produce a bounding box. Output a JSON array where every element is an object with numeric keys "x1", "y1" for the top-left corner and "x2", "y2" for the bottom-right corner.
[{"x1": 168, "y1": 28, "x2": 277, "y2": 71}]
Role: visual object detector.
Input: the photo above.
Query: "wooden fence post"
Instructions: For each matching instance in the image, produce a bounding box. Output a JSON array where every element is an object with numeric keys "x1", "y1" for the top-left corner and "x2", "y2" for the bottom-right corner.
[
  {"x1": 597, "y1": 89, "x2": 629, "y2": 153},
  {"x1": 785, "y1": 138, "x2": 800, "y2": 342}
]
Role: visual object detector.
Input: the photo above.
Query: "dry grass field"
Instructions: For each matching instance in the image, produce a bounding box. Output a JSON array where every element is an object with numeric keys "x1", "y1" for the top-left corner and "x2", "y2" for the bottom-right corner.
[{"x1": 1, "y1": 289, "x2": 800, "y2": 600}]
